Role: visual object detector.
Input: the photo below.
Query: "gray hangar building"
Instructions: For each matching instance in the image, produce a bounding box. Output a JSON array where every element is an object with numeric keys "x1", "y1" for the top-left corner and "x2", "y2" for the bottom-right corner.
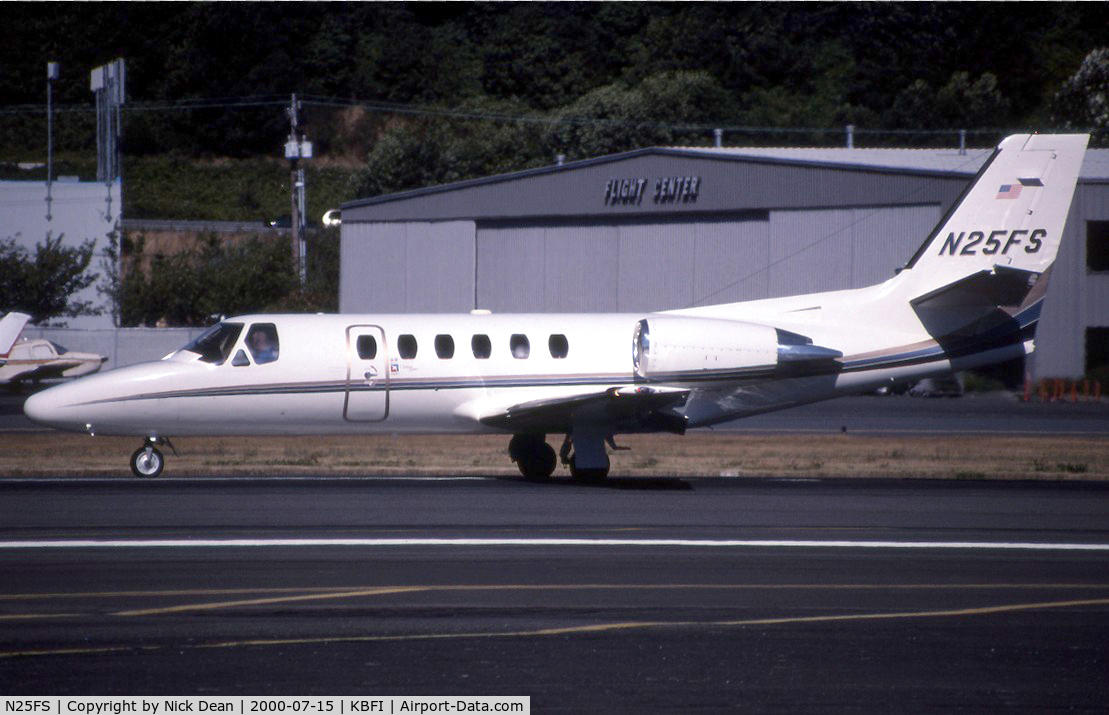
[{"x1": 340, "y1": 144, "x2": 1109, "y2": 380}]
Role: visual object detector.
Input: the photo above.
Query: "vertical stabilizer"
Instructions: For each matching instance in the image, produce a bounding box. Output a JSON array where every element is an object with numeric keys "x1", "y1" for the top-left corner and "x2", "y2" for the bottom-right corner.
[
  {"x1": 0, "y1": 312, "x2": 30, "y2": 355},
  {"x1": 899, "y1": 133, "x2": 1088, "y2": 300}
]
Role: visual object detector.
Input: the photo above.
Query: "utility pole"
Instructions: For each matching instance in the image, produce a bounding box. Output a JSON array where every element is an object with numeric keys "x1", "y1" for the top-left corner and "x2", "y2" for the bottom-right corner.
[
  {"x1": 46, "y1": 61, "x2": 59, "y2": 221},
  {"x1": 285, "y1": 93, "x2": 312, "y2": 288}
]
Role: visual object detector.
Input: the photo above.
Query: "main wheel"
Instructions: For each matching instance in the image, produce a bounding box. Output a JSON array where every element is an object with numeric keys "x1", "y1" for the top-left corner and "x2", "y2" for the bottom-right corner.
[
  {"x1": 130, "y1": 446, "x2": 165, "y2": 478},
  {"x1": 508, "y1": 434, "x2": 557, "y2": 481},
  {"x1": 569, "y1": 457, "x2": 609, "y2": 483}
]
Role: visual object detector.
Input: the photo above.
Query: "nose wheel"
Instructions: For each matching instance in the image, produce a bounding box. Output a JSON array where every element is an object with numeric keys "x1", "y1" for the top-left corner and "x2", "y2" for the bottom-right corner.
[
  {"x1": 129, "y1": 437, "x2": 174, "y2": 478},
  {"x1": 130, "y1": 445, "x2": 164, "y2": 478}
]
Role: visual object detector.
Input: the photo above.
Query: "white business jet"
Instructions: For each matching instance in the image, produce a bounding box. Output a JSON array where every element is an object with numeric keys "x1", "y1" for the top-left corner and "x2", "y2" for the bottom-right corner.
[
  {"x1": 0, "y1": 312, "x2": 107, "y2": 384},
  {"x1": 25, "y1": 134, "x2": 1089, "y2": 479}
]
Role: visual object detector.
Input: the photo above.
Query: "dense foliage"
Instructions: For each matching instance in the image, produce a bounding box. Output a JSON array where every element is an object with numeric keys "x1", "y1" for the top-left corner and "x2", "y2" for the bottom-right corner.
[
  {"x1": 114, "y1": 230, "x2": 339, "y2": 327},
  {"x1": 4, "y1": 3, "x2": 1107, "y2": 166}
]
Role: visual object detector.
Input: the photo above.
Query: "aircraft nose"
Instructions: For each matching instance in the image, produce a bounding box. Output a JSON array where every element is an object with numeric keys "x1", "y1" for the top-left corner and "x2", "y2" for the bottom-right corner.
[{"x1": 23, "y1": 383, "x2": 87, "y2": 432}]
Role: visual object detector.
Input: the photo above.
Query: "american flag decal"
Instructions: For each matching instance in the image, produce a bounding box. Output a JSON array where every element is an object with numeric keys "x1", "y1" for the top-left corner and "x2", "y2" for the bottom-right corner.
[{"x1": 996, "y1": 183, "x2": 1022, "y2": 199}]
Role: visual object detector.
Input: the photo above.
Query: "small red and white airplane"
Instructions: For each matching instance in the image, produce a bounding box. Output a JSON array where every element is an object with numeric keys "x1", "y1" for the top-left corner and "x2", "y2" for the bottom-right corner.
[
  {"x1": 25, "y1": 134, "x2": 1089, "y2": 479},
  {"x1": 0, "y1": 312, "x2": 106, "y2": 384}
]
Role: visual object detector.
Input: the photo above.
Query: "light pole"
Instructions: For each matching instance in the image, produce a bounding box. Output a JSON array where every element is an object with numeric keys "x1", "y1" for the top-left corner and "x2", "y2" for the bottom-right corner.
[
  {"x1": 46, "y1": 61, "x2": 58, "y2": 221},
  {"x1": 285, "y1": 93, "x2": 312, "y2": 288}
]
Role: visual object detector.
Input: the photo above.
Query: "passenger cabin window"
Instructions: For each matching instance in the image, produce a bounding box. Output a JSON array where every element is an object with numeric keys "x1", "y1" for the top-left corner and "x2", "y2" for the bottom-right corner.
[
  {"x1": 356, "y1": 335, "x2": 377, "y2": 359},
  {"x1": 472, "y1": 334, "x2": 491, "y2": 359},
  {"x1": 398, "y1": 334, "x2": 418, "y2": 359},
  {"x1": 181, "y1": 322, "x2": 243, "y2": 364},
  {"x1": 510, "y1": 334, "x2": 530, "y2": 359},
  {"x1": 246, "y1": 323, "x2": 280, "y2": 364},
  {"x1": 434, "y1": 334, "x2": 455, "y2": 359},
  {"x1": 549, "y1": 334, "x2": 569, "y2": 359}
]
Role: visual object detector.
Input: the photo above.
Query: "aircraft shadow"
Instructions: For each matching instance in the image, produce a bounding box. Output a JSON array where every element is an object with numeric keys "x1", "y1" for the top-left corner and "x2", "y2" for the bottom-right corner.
[{"x1": 494, "y1": 475, "x2": 693, "y2": 491}]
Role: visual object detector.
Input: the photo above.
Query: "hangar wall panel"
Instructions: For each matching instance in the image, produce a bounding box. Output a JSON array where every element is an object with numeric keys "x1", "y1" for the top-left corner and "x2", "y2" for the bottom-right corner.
[
  {"x1": 616, "y1": 222, "x2": 696, "y2": 311},
  {"x1": 1, "y1": 180, "x2": 120, "y2": 328},
  {"x1": 1036, "y1": 184, "x2": 1109, "y2": 376},
  {"x1": 542, "y1": 224, "x2": 620, "y2": 312},
  {"x1": 476, "y1": 216, "x2": 773, "y2": 314},
  {"x1": 476, "y1": 224, "x2": 620, "y2": 313},
  {"x1": 849, "y1": 204, "x2": 942, "y2": 286},
  {"x1": 341, "y1": 221, "x2": 474, "y2": 313},
  {"x1": 767, "y1": 210, "x2": 855, "y2": 298},
  {"x1": 765, "y1": 205, "x2": 941, "y2": 299},
  {"x1": 690, "y1": 219, "x2": 771, "y2": 307}
]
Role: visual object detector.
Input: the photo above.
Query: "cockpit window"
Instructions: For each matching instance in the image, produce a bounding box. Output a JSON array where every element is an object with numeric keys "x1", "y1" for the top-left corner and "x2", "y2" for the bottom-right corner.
[
  {"x1": 181, "y1": 322, "x2": 243, "y2": 364},
  {"x1": 246, "y1": 323, "x2": 280, "y2": 364}
]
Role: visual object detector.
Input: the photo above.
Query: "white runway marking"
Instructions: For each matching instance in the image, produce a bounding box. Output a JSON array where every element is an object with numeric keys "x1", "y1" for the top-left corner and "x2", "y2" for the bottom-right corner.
[{"x1": 0, "y1": 538, "x2": 1108, "y2": 552}]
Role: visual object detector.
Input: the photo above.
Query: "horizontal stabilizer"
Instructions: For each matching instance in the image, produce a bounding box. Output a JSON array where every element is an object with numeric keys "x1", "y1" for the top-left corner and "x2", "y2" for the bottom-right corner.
[{"x1": 910, "y1": 265, "x2": 1041, "y2": 338}]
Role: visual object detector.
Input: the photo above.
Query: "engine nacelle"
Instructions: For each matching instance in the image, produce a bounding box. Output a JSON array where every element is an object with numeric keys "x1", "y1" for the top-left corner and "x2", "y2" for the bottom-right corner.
[
  {"x1": 632, "y1": 316, "x2": 842, "y2": 381},
  {"x1": 632, "y1": 316, "x2": 778, "y2": 380}
]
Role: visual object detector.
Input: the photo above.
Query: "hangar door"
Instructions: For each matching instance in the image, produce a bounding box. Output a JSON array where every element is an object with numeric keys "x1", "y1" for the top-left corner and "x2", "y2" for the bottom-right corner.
[{"x1": 475, "y1": 215, "x2": 772, "y2": 314}]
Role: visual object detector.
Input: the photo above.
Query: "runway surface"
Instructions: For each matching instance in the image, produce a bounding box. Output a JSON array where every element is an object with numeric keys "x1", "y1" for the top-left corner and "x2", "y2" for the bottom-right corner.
[{"x1": 2, "y1": 475, "x2": 1108, "y2": 711}]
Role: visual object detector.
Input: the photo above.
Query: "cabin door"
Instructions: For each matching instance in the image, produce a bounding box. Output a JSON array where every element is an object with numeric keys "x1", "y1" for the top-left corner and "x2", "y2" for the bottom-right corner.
[{"x1": 344, "y1": 325, "x2": 389, "y2": 422}]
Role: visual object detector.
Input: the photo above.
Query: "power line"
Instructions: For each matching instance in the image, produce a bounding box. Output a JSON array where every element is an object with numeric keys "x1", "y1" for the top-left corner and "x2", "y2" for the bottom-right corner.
[{"x1": 0, "y1": 93, "x2": 1039, "y2": 140}]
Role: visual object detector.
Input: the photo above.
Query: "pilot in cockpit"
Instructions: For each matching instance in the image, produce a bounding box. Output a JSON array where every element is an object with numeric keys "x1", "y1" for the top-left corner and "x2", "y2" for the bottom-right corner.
[{"x1": 247, "y1": 324, "x2": 280, "y2": 364}]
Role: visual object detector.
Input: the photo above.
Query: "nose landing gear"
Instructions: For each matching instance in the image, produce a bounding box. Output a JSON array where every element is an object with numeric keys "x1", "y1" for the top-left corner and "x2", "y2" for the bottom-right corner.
[{"x1": 129, "y1": 437, "x2": 175, "y2": 478}]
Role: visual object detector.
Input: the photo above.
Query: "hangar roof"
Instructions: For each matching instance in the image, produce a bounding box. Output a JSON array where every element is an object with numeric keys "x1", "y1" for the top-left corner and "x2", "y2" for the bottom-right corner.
[
  {"x1": 675, "y1": 145, "x2": 1109, "y2": 181},
  {"x1": 342, "y1": 143, "x2": 1109, "y2": 222}
]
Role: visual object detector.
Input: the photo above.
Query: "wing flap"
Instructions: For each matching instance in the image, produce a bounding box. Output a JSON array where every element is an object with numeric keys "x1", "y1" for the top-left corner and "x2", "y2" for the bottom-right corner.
[{"x1": 476, "y1": 385, "x2": 690, "y2": 434}]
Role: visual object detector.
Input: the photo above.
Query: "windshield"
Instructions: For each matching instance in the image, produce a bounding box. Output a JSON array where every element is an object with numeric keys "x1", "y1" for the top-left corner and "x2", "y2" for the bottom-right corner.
[{"x1": 180, "y1": 322, "x2": 243, "y2": 364}]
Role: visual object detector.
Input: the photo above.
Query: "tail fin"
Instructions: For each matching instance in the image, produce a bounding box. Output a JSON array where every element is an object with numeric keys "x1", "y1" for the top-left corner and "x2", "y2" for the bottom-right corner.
[
  {"x1": 900, "y1": 133, "x2": 1088, "y2": 296},
  {"x1": 0, "y1": 312, "x2": 30, "y2": 355},
  {"x1": 895, "y1": 134, "x2": 1087, "y2": 338}
]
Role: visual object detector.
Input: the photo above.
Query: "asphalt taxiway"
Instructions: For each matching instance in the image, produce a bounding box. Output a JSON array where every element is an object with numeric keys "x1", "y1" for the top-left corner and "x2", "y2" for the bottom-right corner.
[{"x1": 1, "y1": 475, "x2": 1108, "y2": 711}]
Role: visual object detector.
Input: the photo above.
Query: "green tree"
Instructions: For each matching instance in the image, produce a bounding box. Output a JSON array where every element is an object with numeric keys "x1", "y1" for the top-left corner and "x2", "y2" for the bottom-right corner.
[
  {"x1": 547, "y1": 71, "x2": 737, "y2": 160},
  {"x1": 350, "y1": 98, "x2": 547, "y2": 197},
  {"x1": 120, "y1": 234, "x2": 301, "y2": 327},
  {"x1": 886, "y1": 72, "x2": 1011, "y2": 133},
  {"x1": 1053, "y1": 47, "x2": 1109, "y2": 145},
  {"x1": 0, "y1": 234, "x2": 100, "y2": 326}
]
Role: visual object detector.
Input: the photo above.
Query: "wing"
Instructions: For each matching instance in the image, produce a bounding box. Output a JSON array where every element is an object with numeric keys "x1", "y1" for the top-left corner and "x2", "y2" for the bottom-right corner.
[{"x1": 477, "y1": 385, "x2": 690, "y2": 434}]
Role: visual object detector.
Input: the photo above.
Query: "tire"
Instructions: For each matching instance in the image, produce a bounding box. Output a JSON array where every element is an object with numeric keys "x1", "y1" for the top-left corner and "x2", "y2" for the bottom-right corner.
[
  {"x1": 509, "y1": 434, "x2": 557, "y2": 481},
  {"x1": 130, "y1": 446, "x2": 165, "y2": 478},
  {"x1": 569, "y1": 457, "x2": 608, "y2": 483}
]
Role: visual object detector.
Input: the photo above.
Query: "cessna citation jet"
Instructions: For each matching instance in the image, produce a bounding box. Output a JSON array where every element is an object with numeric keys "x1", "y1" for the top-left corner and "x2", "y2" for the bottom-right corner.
[{"x1": 25, "y1": 134, "x2": 1089, "y2": 479}]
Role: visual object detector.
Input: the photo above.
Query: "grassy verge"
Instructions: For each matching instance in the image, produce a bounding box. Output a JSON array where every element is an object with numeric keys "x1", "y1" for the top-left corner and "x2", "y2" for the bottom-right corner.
[{"x1": 3, "y1": 433, "x2": 1107, "y2": 480}]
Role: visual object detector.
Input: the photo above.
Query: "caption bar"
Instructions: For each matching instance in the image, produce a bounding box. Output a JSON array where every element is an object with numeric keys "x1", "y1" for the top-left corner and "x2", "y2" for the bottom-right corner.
[{"x1": 1, "y1": 699, "x2": 529, "y2": 715}]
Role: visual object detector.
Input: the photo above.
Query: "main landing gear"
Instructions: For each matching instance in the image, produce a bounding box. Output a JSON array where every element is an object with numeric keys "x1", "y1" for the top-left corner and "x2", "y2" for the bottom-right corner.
[
  {"x1": 509, "y1": 432, "x2": 616, "y2": 482},
  {"x1": 129, "y1": 436, "x2": 175, "y2": 478},
  {"x1": 508, "y1": 434, "x2": 557, "y2": 481}
]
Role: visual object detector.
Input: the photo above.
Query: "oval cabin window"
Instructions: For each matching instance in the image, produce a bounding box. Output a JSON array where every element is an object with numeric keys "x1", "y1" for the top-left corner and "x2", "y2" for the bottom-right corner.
[
  {"x1": 397, "y1": 334, "x2": 418, "y2": 359},
  {"x1": 549, "y1": 334, "x2": 569, "y2": 359}
]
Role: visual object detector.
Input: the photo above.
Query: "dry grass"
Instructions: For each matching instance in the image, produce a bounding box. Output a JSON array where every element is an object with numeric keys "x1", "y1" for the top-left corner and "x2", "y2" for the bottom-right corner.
[{"x1": 2, "y1": 433, "x2": 1107, "y2": 480}]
